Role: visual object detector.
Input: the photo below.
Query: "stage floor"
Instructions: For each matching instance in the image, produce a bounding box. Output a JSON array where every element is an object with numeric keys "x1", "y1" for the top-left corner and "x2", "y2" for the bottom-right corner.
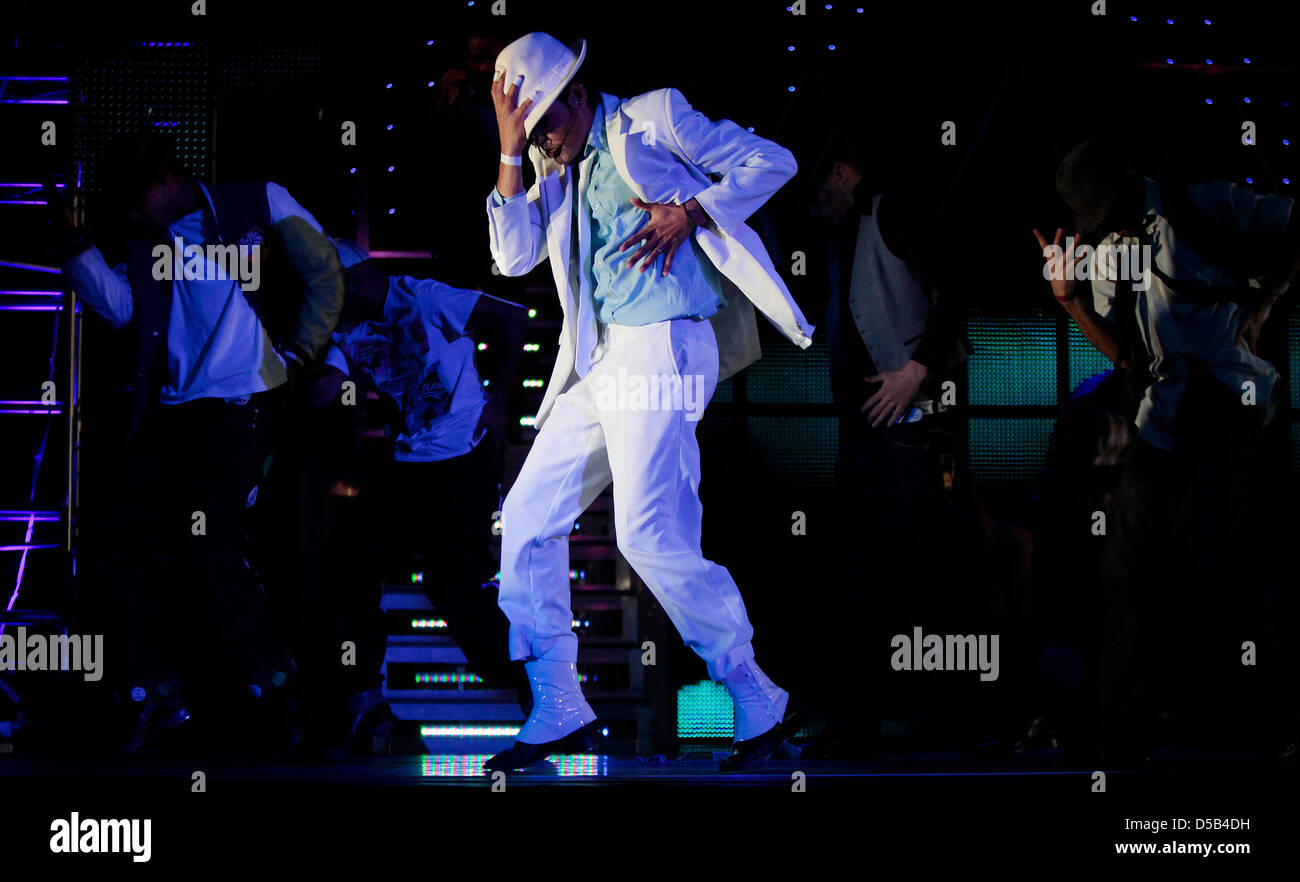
[
  {"x1": 2, "y1": 744, "x2": 1291, "y2": 786},
  {"x1": 4, "y1": 747, "x2": 1292, "y2": 863}
]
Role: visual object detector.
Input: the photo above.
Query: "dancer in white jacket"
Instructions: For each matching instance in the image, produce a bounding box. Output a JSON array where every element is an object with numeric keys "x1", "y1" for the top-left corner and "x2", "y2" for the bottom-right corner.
[{"x1": 483, "y1": 32, "x2": 815, "y2": 772}]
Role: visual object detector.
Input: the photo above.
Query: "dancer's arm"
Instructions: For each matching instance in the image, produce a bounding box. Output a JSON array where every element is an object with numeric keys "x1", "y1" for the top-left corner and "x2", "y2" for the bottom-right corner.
[
  {"x1": 487, "y1": 70, "x2": 547, "y2": 277},
  {"x1": 660, "y1": 87, "x2": 797, "y2": 238},
  {"x1": 1034, "y1": 227, "x2": 1122, "y2": 364}
]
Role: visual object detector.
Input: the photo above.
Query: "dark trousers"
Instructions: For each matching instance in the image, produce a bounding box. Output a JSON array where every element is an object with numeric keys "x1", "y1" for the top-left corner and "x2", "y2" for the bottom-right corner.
[
  {"x1": 86, "y1": 388, "x2": 291, "y2": 706},
  {"x1": 824, "y1": 408, "x2": 969, "y2": 732},
  {"x1": 1094, "y1": 366, "x2": 1280, "y2": 747},
  {"x1": 382, "y1": 439, "x2": 530, "y2": 706},
  {"x1": 249, "y1": 398, "x2": 388, "y2": 723}
]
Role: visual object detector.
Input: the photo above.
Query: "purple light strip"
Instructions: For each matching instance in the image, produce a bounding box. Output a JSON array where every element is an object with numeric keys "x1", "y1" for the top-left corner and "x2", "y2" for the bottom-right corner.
[
  {"x1": 0, "y1": 76, "x2": 70, "y2": 82},
  {"x1": 0, "y1": 544, "x2": 57, "y2": 552},
  {"x1": 0, "y1": 99, "x2": 68, "y2": 105},
  {"x1": 0, "y1": 200, "x2": 51, "y2": 205},
  {"x1": 0, "y1": 511, "x2": 58, "y2": 521},
  {"x1": 0, "y1": 183, "x2": 65, "y2": 188},
  {"x1": 0, "y1": 305, "x2": 61, "y2": 311},
  {"x1": 4, "y1": 512, "x2": 38, "y2": 624},
  {"x1": 0, "y1": 290, "x2": 61, "y2": 296},
  {"x1": 0, "y1": 259, "x2": 59, "y2": 273},
  {"x1": 0, "y1": 409, "x2": 62, "y2": 415}
]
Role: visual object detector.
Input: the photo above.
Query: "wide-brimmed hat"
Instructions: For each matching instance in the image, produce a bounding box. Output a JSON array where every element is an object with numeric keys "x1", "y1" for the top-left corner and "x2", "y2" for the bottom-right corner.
[{"x1": 493, "y1": 32, "x2": 587, "y2": 140}]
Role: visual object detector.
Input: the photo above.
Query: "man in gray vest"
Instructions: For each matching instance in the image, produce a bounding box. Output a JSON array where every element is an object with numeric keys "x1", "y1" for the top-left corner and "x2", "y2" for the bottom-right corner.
[{"x1": 805, "y1": 148, "x2": 969, "y2": 758}]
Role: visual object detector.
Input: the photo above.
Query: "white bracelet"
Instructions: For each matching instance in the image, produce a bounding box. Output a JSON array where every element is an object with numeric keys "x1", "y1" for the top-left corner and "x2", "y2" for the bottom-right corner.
[{"x1": 499, "y1": 153, "x2": 523, "y2": 167}]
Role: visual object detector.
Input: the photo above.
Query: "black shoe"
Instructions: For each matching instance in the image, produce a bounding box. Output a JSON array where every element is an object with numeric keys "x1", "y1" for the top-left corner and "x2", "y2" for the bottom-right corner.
[
  {"x1": 483, "y1": 719, "x2": 601, "y2": 772},
  {"x1": 719, "y1": 705, "x2": 810, "y2": 772},
  {"x1": 347, "y1": 701, "x2": 400, "y2": 756},
  {"x1": 968, "y1": 712, "x2": 1058, "y2": 758}
]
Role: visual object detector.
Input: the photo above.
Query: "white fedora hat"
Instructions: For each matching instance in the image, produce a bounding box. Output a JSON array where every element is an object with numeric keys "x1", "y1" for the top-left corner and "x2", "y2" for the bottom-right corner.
[{"x1": 493, "y1": 32, "x2": 587, "y2": 140}]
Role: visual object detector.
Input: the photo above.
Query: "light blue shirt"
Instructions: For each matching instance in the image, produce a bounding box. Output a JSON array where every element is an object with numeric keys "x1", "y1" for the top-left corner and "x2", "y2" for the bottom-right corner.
[
  {"x1": 492, "y1": 98, "x2": 724, "y2": 326},
  {"x1": 328, "y1": 276, "x2": 491, "y2": 462}
]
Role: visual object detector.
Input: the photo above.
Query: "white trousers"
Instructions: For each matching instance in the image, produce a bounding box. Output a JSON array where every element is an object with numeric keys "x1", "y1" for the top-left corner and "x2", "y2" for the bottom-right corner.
[{"x1": 498, "y1": 316, "x2": 757, "y2": 681}]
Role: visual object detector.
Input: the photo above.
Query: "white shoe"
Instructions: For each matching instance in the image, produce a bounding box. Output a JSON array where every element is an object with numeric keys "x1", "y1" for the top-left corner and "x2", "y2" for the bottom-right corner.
[
  {"x1": 515, "y1": 659, "x2": 597, "y2": 745},
  {"x1": 722, "y1": 658, "x2": 789, "y2": 742}
]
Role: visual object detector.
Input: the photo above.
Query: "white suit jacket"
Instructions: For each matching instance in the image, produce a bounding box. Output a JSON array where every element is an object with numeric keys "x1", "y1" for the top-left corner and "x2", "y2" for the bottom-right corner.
[{"x1": 487, "y1": 89, "x2": 815, "y2": 431}]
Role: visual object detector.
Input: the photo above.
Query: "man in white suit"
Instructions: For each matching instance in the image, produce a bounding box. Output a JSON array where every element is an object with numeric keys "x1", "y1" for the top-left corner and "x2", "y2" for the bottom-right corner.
[{"x1": 483, "y1": 32, "x2": 815, "y2": 771}]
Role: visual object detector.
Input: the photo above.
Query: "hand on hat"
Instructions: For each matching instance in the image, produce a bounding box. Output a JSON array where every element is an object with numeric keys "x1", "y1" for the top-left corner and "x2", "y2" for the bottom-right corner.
[{"x1": 491, "y1": 68, "x2": 533, "y2": 156}]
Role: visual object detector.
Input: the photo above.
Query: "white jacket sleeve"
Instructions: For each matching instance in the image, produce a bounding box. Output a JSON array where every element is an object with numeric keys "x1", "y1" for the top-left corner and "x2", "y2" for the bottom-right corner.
[
  {"x1": 63, "y1": 245, "x2": 134, "y2": 329},
  {"x1": 661, "y1": 88, "x2": 797, "y2": 237},
  {"x1": 486, "y1": 157, "x2": 550, "y2": 277}
]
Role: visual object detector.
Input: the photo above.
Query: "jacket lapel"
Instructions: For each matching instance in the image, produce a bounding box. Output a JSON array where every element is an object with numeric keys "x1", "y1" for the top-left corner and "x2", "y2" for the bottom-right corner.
[{"x1": 603, "y1": 94, "x2": 647, "y2": 203}]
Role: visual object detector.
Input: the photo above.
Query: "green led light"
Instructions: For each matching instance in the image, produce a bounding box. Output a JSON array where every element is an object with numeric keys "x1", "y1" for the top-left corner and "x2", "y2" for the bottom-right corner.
[
  {"x1": 966, "y1": 310, "x2": 1055, "y2": 406},
  {"x1": 420, "y1": 725, "x2": 519, "y2": 737},
  {"x1": 676, "y1": 679, "x2": 733, "y2": 739},
  {"x1": 415, "y1": 672, "x2": 484, "y2": 684},
  {"x1": 968, "y1": 418, "x2": 1054, "y2": 484}
]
